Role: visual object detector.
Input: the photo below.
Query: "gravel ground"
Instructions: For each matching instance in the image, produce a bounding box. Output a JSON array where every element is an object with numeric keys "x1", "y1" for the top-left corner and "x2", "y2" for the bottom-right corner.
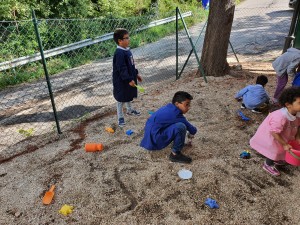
[{"x1": 1, "y1": 61, "x2": 300, "y2": 225}]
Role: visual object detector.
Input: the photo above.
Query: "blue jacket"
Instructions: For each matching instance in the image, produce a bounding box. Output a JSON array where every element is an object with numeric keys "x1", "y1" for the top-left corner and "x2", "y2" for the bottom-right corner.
[
  {"x1": 235, "y1": 84, "x2": 269, "y2": 109},
  {"x1": 113, "y1": 47, "x2": 138, "y2": 102},
  {"x1": 140, "y1": 103, "x2": 197, "y2": 150},
  {"x1": 292, "y1": 72, "x2": 300, "y2": 87}
]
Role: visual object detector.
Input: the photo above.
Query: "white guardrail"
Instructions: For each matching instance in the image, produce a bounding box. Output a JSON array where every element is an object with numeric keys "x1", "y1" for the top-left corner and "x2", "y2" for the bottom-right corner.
[{"x1": 0, "y1": 11, "x2": 192, "y2": 72}]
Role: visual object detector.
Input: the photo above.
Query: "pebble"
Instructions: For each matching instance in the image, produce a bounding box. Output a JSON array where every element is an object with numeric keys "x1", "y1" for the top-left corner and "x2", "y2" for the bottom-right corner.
[
  {"x1": 200, "y1": 82, "x2": 207, "y2": 87},
  {"x1": 15, "y1": 211, "x2": 21, "y2": 217}
]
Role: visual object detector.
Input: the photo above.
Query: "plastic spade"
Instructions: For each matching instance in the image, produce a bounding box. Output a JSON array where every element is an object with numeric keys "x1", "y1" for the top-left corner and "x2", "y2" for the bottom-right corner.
[
  {"x1": 42, "y1": 185, "x2": 55, "y2": 205},
  {"x1": 237, "y1": 110, "x2": 250, "y2": 121},
  {"x1": 134, "y1": 84, "x2": 145, "y2": 93}
]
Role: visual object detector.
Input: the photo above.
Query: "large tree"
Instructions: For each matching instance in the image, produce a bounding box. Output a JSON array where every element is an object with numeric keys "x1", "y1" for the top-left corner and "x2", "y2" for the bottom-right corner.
[{"x1": 200, "y1": 0, "x2": 235, "y2": 77}]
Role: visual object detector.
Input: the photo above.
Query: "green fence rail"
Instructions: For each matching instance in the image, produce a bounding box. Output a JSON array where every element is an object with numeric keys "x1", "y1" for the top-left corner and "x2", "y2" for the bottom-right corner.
[{"x1": 0, "y1": 7, "x2": 293, "y2": 155}]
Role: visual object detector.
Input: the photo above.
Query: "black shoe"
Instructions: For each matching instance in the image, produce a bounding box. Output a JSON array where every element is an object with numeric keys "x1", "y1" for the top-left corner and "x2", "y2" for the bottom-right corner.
[
  {"x1": 241, "y1": 103, "x2": 246, "y2": 109},
  {"x1": 169, "y1": 152, "x2": 192, "y2": 164}
]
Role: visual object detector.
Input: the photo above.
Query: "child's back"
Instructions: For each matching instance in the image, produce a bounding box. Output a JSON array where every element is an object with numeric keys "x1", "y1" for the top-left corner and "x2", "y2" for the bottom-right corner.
[
  {"x1": 235, "y1": 75, "x2": 269, "y2": 113},
  {"x1": 236, "y1": 84, "x2": 269, "y2": 109},
  {"x1": 272, "y1": 48, "x2": 300, "y2": 102}
]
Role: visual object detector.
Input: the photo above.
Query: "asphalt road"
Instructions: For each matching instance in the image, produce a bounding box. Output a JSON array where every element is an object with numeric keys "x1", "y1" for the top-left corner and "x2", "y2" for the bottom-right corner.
[{"x1": 229, "y1": 0, "x2": 292, "y2": 58}]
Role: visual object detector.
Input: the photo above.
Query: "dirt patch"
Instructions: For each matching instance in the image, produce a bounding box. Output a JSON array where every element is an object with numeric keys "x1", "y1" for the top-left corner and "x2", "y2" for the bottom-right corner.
[{"x1": 1, "y1": 61, "x2": 300, "y2": 225}]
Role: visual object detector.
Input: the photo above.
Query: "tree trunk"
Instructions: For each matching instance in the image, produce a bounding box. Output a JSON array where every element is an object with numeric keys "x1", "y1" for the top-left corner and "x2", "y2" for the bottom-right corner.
[{"x1": 200, "y1": 0, "x2": 235, "y2": 77}]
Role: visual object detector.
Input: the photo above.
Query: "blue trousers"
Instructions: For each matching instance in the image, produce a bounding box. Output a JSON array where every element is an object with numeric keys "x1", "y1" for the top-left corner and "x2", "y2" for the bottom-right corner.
[{"x1": 170, "y1": 122, "x2": 187, "y2": 154}]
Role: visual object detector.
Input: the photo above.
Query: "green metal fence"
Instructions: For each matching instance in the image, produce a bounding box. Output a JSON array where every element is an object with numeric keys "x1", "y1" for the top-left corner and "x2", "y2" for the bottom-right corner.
[
  {"x1": 0, "y1": 8, "x2": 204, "y2": 154},
  {"x1": 0, "y1": 7, "x2": 293, "y2": 156}
]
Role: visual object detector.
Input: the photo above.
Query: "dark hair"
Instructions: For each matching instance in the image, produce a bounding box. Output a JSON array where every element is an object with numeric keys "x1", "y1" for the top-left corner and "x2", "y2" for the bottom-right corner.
[
  {"x1": 279, "y1": 87, "x2": 300, "y2": 106},
  {"x1": 256, "y1": 75, "x2": 268, "y2": 86},
  {"x1": 113, "y1": 28, "x2": 129, "y2": 45},
  {"x1": 172, "y1": 91, "x2": 193, "y2": 104}
]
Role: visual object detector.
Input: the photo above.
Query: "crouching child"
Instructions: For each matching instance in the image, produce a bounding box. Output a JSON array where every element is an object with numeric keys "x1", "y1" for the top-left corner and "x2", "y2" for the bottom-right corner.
[{"x1": 140, "y1": 91, "x2": 197, "y2": 163}]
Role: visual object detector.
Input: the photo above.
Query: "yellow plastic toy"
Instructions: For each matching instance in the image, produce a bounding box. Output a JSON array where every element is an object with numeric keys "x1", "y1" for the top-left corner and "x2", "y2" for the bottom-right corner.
[
  {"x1": 105, "y1": 127, "x2": 115, "y2": 133},
  {"x1": 59, "y1": 204, "x2": 74, "y2": 216},
  {"x1": 134, "y1": 84, "x2": 145, "y2": 93}
]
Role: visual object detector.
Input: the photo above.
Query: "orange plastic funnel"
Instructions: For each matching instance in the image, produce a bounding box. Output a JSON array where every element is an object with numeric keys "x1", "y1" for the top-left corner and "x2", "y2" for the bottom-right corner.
[{"x1": 42, "y1": 185, "x2": 55, "y2": 205}]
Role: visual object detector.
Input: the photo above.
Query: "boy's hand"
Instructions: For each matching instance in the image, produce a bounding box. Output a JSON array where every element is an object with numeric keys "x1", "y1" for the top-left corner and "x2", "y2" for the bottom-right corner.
[
  {"x1": 129, "y1": 80, "x2": 136, "y2": 87},
  {"x1": 137, "y1": 75, "x2": 142, "y2": 82},
  {"x1": 187, "y1": 133, "x2": 194, "y2": 139},
  {"x1": 186, "y1": 133, "x2": 194, "y2": 146}
]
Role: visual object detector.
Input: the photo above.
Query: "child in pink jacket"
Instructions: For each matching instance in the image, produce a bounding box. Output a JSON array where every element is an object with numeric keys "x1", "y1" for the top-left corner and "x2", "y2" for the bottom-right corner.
[{"x1": 250, "y1": 87, "x2": 300, "y2": 176}]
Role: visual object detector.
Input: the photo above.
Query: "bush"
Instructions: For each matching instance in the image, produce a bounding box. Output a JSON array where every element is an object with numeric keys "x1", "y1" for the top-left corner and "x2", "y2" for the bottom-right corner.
[{"x1": 0, "y1": 1, "x2": 206, "y2": 89}]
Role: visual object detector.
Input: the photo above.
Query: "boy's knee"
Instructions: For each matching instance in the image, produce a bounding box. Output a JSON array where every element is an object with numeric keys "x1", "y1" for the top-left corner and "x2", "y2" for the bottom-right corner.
[{"x1": 175, "y1": 122, "x2": 187, "y2": 132}]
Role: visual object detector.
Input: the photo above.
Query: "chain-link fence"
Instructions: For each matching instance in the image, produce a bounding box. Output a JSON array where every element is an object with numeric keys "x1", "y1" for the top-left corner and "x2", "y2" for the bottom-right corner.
[
  {"x1": 228, "y1": 7, "x2": 293, "y2": 62},
  {"x1": 0, "y1": 6, "x2": 293, "y2": 155}
]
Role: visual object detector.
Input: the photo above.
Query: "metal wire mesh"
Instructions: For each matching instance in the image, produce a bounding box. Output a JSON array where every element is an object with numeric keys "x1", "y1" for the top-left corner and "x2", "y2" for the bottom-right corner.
[
  {"x1": 0, "y1": 20, "x2": 50, "y2": 151},
  {"x1": 0, "y1": 7, "x2": 294, "y2": 154},
  {"x1": 228, "y1": 7, "x2": 293, "y2": 62}
]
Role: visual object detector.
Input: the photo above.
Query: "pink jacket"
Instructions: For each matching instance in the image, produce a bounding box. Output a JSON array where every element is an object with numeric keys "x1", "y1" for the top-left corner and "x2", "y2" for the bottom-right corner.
[{"x1": 250, "y1": 108, "x2": 300, "y2": 161}]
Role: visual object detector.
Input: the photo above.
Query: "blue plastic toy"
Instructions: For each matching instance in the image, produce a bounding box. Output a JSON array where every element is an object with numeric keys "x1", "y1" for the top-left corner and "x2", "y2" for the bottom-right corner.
[
  {"x1": 201, "y1": 0, "x2": 210, "y2": 10},
  {"x1": 237, "y1": 110, "x2": 251, "y2": 121},
  {"x1": 205, "y1": 198, "x2": 219, "y2": 209},
  {"x1": 240, "y1": 150, "x2": 251, "y2": 159},
  {"x1": 292, "y1": 72, "x2": 300, "y2": 87},
  {"x1": 148, "y1": 111, "x2": 154, "y2": 115},
  {"x1": 126, "y1": 129, "x2": 134, "y2": 136}
]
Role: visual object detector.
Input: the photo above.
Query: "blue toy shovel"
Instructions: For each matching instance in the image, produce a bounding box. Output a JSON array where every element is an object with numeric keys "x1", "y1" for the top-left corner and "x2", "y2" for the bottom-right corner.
[
  {"x1": 237, "y1": 110, "x2": 251, "y2": 121},
  {"x1": 205, "y1": 198, "x2": 219, "y2": 209},
  {"x1": 126, "y1": 129, "x2": 134, "y2": 136}
]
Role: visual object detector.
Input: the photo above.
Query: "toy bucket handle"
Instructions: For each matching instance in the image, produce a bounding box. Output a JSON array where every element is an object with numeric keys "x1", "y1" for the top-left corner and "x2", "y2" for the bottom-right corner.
[{"x1": 288, "y1": 149, "x2": 300, "y2": 160}]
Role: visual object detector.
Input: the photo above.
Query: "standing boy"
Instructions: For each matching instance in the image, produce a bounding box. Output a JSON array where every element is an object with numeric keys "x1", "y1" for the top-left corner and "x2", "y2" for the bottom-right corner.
[
  {"x1": 140, "y1": 91, "x2": 197, "y2": 164},
  {"x1": 113, "y1": 28, "x2": 142, "y2": 127}
]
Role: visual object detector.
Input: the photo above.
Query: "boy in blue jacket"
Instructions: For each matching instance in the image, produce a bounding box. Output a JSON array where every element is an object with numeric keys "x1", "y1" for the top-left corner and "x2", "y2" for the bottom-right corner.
[
  {"x1": 113, "y1": 28, "x2": 142, "y2": 127},
  {"x1": 140, "y1": 91, "x2": 197, "y2": 163}
]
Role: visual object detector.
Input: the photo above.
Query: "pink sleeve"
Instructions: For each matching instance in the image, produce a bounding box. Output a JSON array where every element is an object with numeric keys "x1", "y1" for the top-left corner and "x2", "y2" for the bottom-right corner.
[
  {"x1": 269, "y1": 115, "x2": 286, "y2": 133},
  {"x1": 296, "y1": 118, "x2": 300, "y2": 127}
]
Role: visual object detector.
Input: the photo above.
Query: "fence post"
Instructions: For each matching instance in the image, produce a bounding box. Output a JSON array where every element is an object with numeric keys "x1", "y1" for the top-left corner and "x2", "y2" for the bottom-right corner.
[
  {"x1": 176, "y1": 7, "x2": 179, "y2": 80},
  {"x1": 228, "y1": 40, "x2": 239, "y2": 64},
  {"x1": 177, "y1": 8, "x2": 207, "y2": 83},
  {"x1": 283, "y1": 0, "x2": 300, "y2": 53},
  {"x1": 31, "y1": 9, "x2": 62, "y2": 134},
  {"x1": 179, "y1": 20, "x2": 207, "y2": 79}
]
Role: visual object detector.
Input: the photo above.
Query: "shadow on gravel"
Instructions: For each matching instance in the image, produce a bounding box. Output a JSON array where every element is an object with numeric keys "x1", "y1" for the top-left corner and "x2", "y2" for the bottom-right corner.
[{"x1": 1, "y1": 105, "x2": 103, "y2": 125}]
